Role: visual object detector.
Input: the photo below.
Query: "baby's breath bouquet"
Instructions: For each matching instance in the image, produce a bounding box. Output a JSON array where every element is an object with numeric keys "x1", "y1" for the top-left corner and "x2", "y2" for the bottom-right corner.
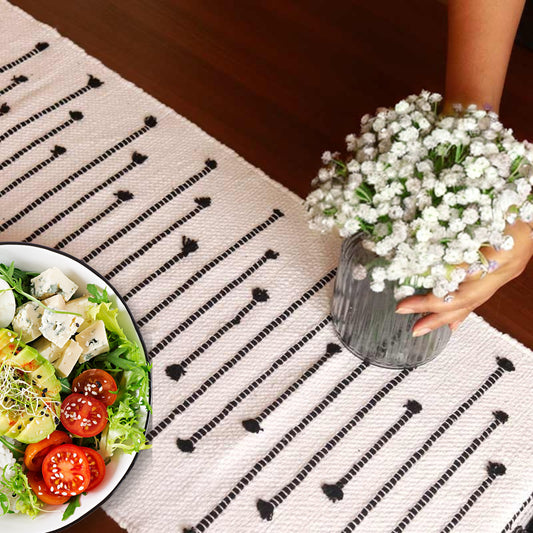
[{"x1": 305, "y1": 90, "x2": 533, "y2": 300}]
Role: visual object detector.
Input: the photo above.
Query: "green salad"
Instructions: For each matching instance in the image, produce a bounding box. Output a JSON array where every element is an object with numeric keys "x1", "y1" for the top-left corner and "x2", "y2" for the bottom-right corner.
[{"x1": 0, "y1": 262, "x2": 150, "y2": 520}]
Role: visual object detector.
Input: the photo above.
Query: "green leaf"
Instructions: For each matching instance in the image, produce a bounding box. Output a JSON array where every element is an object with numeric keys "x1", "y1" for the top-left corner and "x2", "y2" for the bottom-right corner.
[
  {"x1": 0, "y1": 263, "x2": 38, "y2": 307},
  {"x1": 87, "y1": 284, "x2": 110, "y2": 304},
  {"x1": 0, "y1": 463, "x2": 41, "y2": 518},
  {"x1": 59, "y1": 377, "x2": 72, "y2": 395},
  {"x1": 83, "y1": 301, "x2": 151, "y2": 455},
  {"x1": 0, "y1": 436, "x2": 25, "y2": 459},
  {"x1": 0, "y1": 492, "x2": 11, "y2": 515},
  {"x1": 88, "y1": 302, "x2": 125, "y2": 339},
  {"x1": 62, "y1": 494, "x2": 81, "y2": 521},
  {"x1": 101, "y1": 394, "x2": 151, "y2": 457}
]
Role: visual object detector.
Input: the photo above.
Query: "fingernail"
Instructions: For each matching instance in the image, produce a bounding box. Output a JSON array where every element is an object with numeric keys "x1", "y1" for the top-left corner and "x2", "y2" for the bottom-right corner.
[
  {"x1": 413, "y1": 327, "x2": 431, "y2": 338},
  {"x1": 396, "y1": 308, "x2": 415, "y2": 314}
]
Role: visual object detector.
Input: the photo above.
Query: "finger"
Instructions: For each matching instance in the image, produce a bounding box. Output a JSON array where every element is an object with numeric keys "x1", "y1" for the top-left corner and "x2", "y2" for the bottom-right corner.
[
  {"x1": 449, "y1": 319, "x2": 464, "y2": 332},
  {"x1": 412, "y1": 309, "x2": 471, "y2": 337},
  {"x1": 397, "y1": 272, "x2": 503, "y2": 315}
]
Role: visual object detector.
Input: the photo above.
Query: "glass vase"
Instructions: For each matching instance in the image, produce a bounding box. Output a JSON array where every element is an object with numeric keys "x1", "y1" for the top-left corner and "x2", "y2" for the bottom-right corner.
[{"x1": 331, "y1": 233, "x2": 451, "y2": 368}]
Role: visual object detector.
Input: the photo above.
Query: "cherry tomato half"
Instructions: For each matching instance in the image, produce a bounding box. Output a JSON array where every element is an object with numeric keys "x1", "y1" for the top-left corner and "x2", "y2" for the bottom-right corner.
[
  {"x1": 60, "y1": 393, "x2": 108, "y2": 437},
  {"x1": 24, "y1": 430, "x2": 72, "y2": 472},
  {"x1": 27, "y1": 470, "x2": 71, "y2": 505},
  {"x1": 81, "y1": 447, "x2": 106, "y2": 491},
  {"x1": 72, "y1": 369, "x2": 118, "y2": 406},
  {"x1": 42, "y1": 444, "x2": 91, "y2": 497}
]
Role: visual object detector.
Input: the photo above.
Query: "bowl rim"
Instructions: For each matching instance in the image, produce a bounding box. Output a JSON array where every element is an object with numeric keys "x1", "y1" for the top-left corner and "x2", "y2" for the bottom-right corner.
[{"x1": 0, "y1": 241, "x2": 152, "y2": 533}]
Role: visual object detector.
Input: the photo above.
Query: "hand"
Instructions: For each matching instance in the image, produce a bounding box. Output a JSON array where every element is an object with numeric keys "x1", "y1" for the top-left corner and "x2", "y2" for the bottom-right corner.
[{"x1": 395, "y1": 220, "x2": 533, "y2": 337}]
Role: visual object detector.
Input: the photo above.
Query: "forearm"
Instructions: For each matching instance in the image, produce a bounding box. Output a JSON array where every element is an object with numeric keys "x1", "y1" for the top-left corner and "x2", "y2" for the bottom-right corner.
[{"x1": 444, "y1": 0, "x2": 525, "y2": 114}]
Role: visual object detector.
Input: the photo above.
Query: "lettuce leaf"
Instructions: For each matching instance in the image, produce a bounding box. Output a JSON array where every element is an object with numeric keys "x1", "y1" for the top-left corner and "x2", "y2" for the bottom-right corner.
[
  {"x1": 87, "y1": 301, "x2": 151, "y2": 456},
  {"x1": 99, "y1": 394, "x2": 150, "y2": 457},
  {"x1": 0, "y1": 463, "x2": 41, "y2": 518}
]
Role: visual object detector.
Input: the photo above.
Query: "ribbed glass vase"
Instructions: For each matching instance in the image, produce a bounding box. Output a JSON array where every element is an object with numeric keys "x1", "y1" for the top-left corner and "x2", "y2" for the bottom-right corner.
[{"x1": 331, "y1": 233, "x2": 451, "y2": 368}]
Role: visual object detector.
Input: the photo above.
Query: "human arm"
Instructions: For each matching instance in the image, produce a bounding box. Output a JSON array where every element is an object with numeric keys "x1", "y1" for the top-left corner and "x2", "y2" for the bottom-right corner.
[
  {"x1": 396, "y1": 0, "x2": 533, "y2": 336},
  {"x1": 443, "y1": 0, "x2": 526, "y2": 114}
]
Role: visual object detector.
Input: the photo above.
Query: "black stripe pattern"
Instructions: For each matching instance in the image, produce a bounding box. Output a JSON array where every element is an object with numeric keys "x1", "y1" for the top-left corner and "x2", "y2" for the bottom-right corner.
[
  {"x1": 501, "y1": 492, "x2": 533, "y2": 533},
  {"x1": 256, "y1": 377, "x2": 416, "y2": 521},
  {"x1": 143, "y1": 250, "x2": 277, "y2": 341},
  {"x1": 0, "y1": 110, "x2": 82, "y2": 170},
  {"x1": 0, "y1": 74, "x2": 102, "y2": 143},
  {"x1": 147, "y1": 269, "x2": 336, "y2": 442},
  {"x1": 0, "y1": 145, "x2": 66, "y2": 199},
  {"x1": 393, "y1": 410, "x2": 509, "y2": 532},
  {"x1": 24, "y1": 152, "x2": 147, "y2": 242},
  {"x1": 83, "y1": 159, "x2": 217, "y2": 263},
  {"x1": 243, "y1": 340, "x2": 343, "y2": 434},
  {"x1": 321, "y1": 400, "x2": 423, "y2": 503},
  {"x1": 0, "y1": 42, "x2": 49, "y2": 74},
  {"x1": 56, "y1": 191, "x2": 134, "y2": 250},
  {"x1": 440, "y1": 462, "x2": 507, "y2": 533},
  {"x1": 106, "y1": 197, "x2": 210, "y2": 279},
  {"x1": 182, "y1": 357, "x2": 368, "y2": 533},
  {"x1": 123, "y1": 207, "x2": 283, "y2": 301},
  {"x1": 0, "y1": 116, "x2": 156, "y2": 233},
  {"x1": 155, "y1": 285, "x2": 267, "y2": 363},
  {"x1": 0, "y1": 74, "x2": 28, "y2": 96},
  {"x1": 176, "y1": 318, "x2": 333, "y2": 453},
  {"x1": 165, "y1": 287, "x2": 268, "y2": 382},
  {"x1": 340, "y1": 357, "x2": 515, "y2": 532}
]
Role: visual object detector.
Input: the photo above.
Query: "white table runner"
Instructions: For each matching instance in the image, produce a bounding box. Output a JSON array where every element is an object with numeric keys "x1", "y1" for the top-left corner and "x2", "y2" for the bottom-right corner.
[{"x1": 0, "y1": 2, "x2": 532, "y2": 532}]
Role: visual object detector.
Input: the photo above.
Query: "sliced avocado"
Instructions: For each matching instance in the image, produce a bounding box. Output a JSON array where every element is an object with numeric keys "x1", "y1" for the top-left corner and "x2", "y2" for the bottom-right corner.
[
  {"x1": 0, "y1": 328, "x2": 61, "y2": 443},
  {"x1": 11, "y1": 346, "x2": 41, "y2": 372},
  {"x1": 0, "y1": 329, "x2": 19, "y2": 361},
  {"x1": 26, "y1": 355, "x2": 62, "y2": 399},
  {"x1": 17, "y1": 409, "x2": 58, "y2": 443},
  {"x1": 8, "y1": 345, "x2": 61, "y2": 398},
  {"x1": 4, "y1": 412, "x2": 32, "y2": 439},
  {"x1": 0, "y1": 411, "x2": 13, "y2": 434}
]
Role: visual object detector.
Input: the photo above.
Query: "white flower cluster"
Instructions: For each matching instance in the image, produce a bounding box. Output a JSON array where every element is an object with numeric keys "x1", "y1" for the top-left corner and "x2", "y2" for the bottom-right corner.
[{"x1": 305, "y1": 91, "x2": 533, "y2": 299}]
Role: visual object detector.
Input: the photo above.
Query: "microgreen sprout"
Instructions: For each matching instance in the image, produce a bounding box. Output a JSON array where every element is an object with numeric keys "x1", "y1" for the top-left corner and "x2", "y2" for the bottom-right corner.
[{"x1": 0, "y1": 361, "x2": 59, "y2": 421}]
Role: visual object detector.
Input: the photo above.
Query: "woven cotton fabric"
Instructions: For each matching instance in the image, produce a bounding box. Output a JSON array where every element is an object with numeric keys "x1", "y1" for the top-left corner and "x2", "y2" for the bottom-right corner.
[{"x1": 1, "y1": 2, "x2": 533, "y2": 532}]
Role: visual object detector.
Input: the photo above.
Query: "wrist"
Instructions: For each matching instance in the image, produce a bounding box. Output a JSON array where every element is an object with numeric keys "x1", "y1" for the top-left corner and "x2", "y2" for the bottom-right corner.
[{"x1": 441, "y1": 98, "x2": 497, "y2": 116}]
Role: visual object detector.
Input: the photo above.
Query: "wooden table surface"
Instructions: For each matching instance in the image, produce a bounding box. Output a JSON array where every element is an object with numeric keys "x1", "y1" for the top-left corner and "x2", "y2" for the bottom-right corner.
[{"x1": 8, "y1": 1, "x2": 533, "y2": 532}]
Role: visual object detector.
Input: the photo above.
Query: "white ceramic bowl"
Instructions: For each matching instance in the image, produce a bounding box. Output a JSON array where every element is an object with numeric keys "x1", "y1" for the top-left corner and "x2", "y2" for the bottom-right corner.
[{"x1": 0, "y1": 242, "x2": 149, "y2": 533}]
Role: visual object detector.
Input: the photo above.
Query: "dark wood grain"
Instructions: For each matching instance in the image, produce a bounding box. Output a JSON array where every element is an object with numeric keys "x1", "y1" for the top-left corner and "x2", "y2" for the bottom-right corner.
[{"x1": 7, "y1": 1, "x2": 533, "y2": 532}]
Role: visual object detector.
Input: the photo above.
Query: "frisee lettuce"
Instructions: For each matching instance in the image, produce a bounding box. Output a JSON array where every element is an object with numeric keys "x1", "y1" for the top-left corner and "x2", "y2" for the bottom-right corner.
[
  {"x1": 99, "y1": 394, "x2": 150, "y2": 456},
  {"x1": 84, "y1": 297, "x2": 151, "y2": 456},
  {"x1": 0, "y1": 462, "x2": 41, "y2": 518}
]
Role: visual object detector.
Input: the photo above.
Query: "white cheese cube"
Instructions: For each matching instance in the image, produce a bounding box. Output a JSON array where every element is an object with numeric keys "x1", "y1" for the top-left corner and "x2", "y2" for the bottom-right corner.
[
  {"x1": 39, "y1": 307, "x2": 84, "y2": 348},
  {"x1": 31, "y1": 267, "x2": 78, "y2": 301},
  {"x1": 31, "y1": 337, "x2": 63, "y2": 363},
  {"x1": 11, "y1": 301, "x2": 44, "y2": 343},
  {"x1": 53, "y1": 340, "x2": 83, "y2": 378},
  {"x1": 76, "y1": 320, "x2": 109, "y2": 362},
  {"x1": 42, "y1": 294, "x2": 66, "y2": 310},
  {"x1": 65, "y1": 296, "x2": 93, "y2": 332}
]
